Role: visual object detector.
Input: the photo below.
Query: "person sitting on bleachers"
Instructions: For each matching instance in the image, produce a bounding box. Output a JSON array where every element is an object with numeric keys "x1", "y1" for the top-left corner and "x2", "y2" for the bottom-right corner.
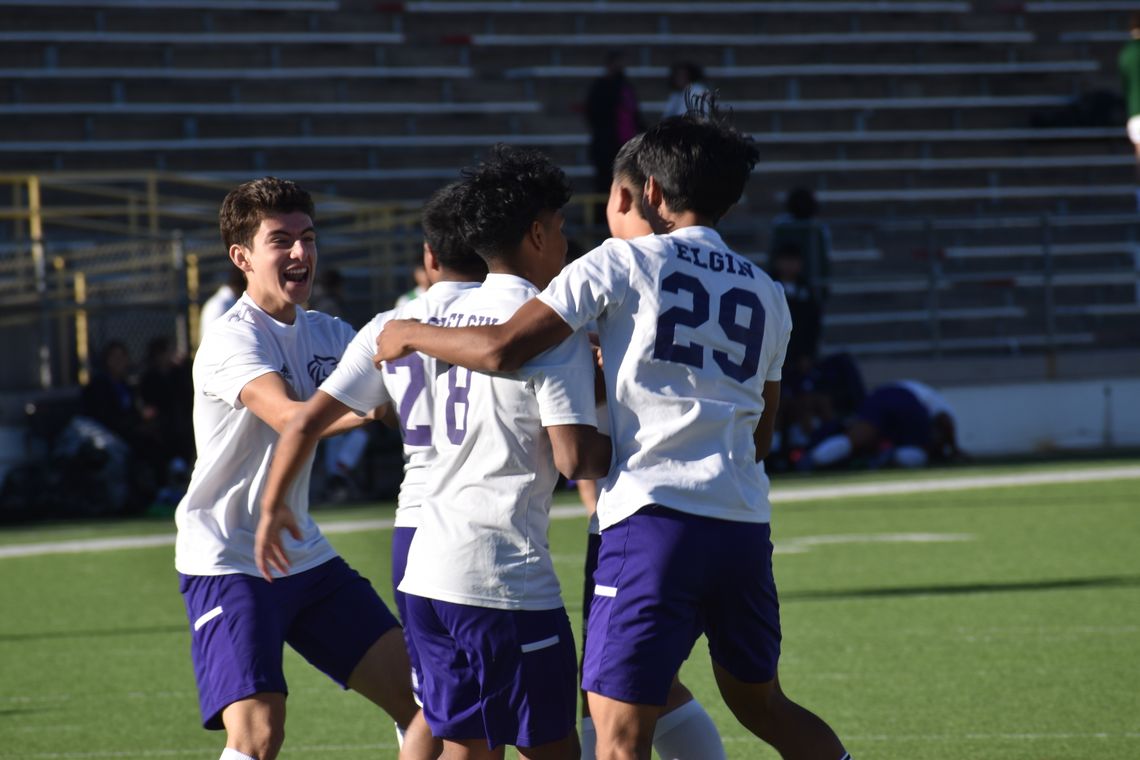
[{"x1": 661, "y1": 61, "x2": 710, "y2": 119}]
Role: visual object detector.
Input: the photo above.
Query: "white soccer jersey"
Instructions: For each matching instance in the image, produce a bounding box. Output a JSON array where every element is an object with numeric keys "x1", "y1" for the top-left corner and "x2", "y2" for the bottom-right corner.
[
  {"x1": 538, "y1": 226, "x2": 792, "y2": 530},
  {"x1": 399, "y1": 273, "x2": 598, "y2": 611},
  {"x1": 319, "y1": 280, "x2": 481, "y2": 527},
  {"x1": 174, "y1": 293, "x2": 355, "y2": 577}
]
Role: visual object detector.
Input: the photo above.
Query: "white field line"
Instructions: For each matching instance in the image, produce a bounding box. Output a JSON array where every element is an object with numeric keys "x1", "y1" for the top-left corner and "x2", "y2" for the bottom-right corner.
[{"x1": 1, "y1": 465, "x2": 1137, "y2": 560}]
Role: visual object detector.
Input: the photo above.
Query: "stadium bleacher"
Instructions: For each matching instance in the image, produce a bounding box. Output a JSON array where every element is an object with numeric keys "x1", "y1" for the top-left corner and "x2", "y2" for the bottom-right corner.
[{"x1": 1, "y1": 0, "x2": 1138, "y2": 379}]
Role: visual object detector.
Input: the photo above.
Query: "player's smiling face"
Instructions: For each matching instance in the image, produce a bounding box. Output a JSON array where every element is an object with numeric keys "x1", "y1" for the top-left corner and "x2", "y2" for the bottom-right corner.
[{"x1": 233, "y1": 210, "x2": 317, "y2": 323}]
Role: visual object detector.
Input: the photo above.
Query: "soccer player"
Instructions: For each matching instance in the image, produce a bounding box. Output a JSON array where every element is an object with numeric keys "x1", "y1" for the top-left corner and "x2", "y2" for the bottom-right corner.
[
  {"x1": 257, "y1": 181, "x2": 487, "y2": 752},
  {"x1": 174, "y1": 177, "x2": 430, "y2": 760},
  {"x1": 577, "y1": 135, "x2": 725, "y2": 760},
  {"x1": 403, "y1": 145, "x2": 611, "y2": 759},
  {"x1": 376, "y1": 105, "x2": 854, "y2": 760},
  {"x1": 805, "y1": 379, "x2": 963, "y2": 470}
]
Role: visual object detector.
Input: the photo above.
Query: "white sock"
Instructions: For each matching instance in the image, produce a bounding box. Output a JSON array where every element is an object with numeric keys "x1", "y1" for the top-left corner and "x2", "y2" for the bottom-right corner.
[
  {"x1": 394, "y1": 721, "x2": 406, "y2": 749},
  {"x1": 220, "y1": 749, "x2": 257, "y2": 760},
  {"x1": 580, "y1": 716, "x2": 598, "y2": 760},
  {"x1": 652, "y1": 699, "x2": 725, "y2": 760},
  {"x1": 810, "y1": 434, "x2": 853, "y2": 467}
]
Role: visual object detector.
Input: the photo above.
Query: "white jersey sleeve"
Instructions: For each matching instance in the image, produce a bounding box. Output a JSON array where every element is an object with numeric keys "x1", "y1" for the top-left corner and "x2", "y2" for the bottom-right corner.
[
  {"x1": 199, "y1": 318, "x2": 280, "y2": 409},
  {"x1": 525, "y1": 329, "x2": 599, "y2": 429},
  {"x1": 538, "y1": 237, "x2": 632, "y2": 332},
  {"x1": 320, "y1": 310, "x2": 394, "y2": 416}
]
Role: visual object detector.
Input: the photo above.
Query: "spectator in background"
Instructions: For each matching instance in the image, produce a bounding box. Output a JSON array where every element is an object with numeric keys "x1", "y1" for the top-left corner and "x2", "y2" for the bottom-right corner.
[
  {"x1": 768, "y1": 187, "x2": 832, "y2": 304},
  {"x1": 80, "y1": 339, "x2": 161, "y2": 509},
  {"x1": 803, "y1": 379, "x2": 964, "y2": 470},
  {"x1": 661, "y1": 61, "x2": 709, "y2": 119},
  {"x1": 395, "y1": 264, "x2": 430, "y2": 308},
  {"x1": 1119, "y1": 12, "x2": 1140, "y2": 211},
  {"x1": 586, "y1": 50, "x2": 644, "y2": 194},
  {"x1": 199, "y1": 263, "x2": 246, "y2": 330},
  {"x1": 139, "y1": 335, "x2": 195, "y2": 485},
  {"x1": 81, "y1": 341, "x2": 143, "y2": 446},
  {"x1": 768, "y1": 243, "x2": 822, "y2": 375}
]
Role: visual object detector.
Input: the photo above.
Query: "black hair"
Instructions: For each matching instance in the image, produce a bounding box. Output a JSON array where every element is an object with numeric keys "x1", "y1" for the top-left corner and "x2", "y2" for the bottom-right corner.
[
  {"x1": 612, "y1": 134, "x2": 646, "y2": 190},
  {"x1": 455, "y1": 144, "x2": 572, "y2": 262},
  {"x1": 421, "y1": 182, "x2": 488, "y2": 278},
  {"x1": 785, "y1": 187, "x2": 819, "y2": 220},
  {"x1": 635, "y1": 94, "x2": 759, "y2": 223}
]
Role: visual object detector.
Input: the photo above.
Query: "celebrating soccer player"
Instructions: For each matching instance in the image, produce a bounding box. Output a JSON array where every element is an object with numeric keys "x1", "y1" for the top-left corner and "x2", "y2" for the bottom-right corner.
[
  {"x1": 376, "y1": 101, "x2": 854, "y2": 760},
  {"x1": 174, "y1": 177, "x2": 431, "y2": 760}
]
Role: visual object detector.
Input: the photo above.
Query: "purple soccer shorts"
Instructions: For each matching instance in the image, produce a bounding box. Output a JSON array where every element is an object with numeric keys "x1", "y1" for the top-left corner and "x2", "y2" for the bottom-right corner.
[
  {"x1": 180, "y1": 556, "x2": 399, "y2": 729},
  {"x1": 582, "y1": 504, "x2": 781, "y2": 705}
]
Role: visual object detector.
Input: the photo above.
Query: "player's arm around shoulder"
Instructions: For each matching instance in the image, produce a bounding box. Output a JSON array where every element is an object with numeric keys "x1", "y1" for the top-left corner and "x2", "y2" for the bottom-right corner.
[{"x1": 375, "y1": 297, "x2": 572, "y2": 373}]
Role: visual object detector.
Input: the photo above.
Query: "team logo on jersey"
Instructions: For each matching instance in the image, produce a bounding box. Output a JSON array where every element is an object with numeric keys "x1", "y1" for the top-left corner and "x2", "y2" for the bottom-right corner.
[{"x1": 307, "y1": 355, "x2": 339, "y2": 385}]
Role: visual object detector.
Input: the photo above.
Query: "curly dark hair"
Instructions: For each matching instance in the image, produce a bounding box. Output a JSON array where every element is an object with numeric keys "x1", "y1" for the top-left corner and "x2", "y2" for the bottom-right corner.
[
  {"x1": 455, "y1": 144, "x2": 572, "y2": 261},
  {"x1": 636, "y1": 94, "x2": 759, "y2": 223},
  {"x1": 421, "y1": 182, "x2": 488, "y2": 278},
  {"x1": 219, "y1": 176, "x2": 315, "y2": 250}
]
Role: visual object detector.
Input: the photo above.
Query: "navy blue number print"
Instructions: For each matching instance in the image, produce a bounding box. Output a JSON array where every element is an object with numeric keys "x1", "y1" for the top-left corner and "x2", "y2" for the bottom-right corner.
[
  {"x1": 653, "y1": 272, "x2": 710, "y2": 368},
  {"x1": 445, "y1": 365, "x2": 471, "y2": 445},
  {"x1": 654, "y1": 277, "x2": 766, "y2": 383},
  {"x1": 385, "y1": 355, "x2": 431, "y2": 446},
  {"x1": 713, "y1": 288, "x2": 765, "y2": 382}
]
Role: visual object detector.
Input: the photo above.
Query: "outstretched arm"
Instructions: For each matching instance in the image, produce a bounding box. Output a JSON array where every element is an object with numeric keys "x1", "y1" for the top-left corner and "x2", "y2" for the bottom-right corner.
[
  {"x1": 376, "y1": 298, "x2": 573, "y2": 373},
  {"x1": 240, "y1": 373, "x2": 376, "y2": 438},
  {"x1": 255, "y1": 389, "x2": 358, "y2": 580}
]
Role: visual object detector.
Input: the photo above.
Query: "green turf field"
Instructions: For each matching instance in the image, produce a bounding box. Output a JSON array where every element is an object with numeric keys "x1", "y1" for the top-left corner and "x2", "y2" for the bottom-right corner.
[{"x1": 1, "y1": 461, "x2": 1138, "y2": 758}]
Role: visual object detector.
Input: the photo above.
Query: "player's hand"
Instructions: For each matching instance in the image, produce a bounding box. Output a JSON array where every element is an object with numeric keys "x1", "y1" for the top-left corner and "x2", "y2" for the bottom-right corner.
[
  {"x1": 254, "y1": 504, "x2": 303, "y2": 582},
  {"x1": 374, "y1": 319, "x2": 417, "y2": 368}
]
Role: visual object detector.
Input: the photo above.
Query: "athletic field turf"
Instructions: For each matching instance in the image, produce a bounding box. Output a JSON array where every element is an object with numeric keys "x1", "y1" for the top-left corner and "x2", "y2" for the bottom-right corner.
[{"x1": 1, "y1": 460, "x2": 1138, "y2": 758}]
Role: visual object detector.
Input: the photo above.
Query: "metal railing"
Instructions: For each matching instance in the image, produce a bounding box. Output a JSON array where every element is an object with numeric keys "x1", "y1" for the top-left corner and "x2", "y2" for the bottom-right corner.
[{"x1": 3, "y1": 170, "x2": 1138, "y2": 391}]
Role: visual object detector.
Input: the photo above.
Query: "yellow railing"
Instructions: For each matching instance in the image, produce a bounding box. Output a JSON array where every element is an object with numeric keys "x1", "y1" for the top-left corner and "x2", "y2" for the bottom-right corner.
[{"x1": 0, "y1": 171, "x2": 609, "y2": 391}]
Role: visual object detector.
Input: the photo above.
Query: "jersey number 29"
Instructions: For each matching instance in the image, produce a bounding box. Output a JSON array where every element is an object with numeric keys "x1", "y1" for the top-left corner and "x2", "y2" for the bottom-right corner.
[{"x1": 653, "y1": 272, "x2": 765, "y2": 382}]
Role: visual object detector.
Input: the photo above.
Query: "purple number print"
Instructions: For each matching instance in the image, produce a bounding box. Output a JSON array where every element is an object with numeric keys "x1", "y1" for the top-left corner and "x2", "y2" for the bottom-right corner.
[
  {"x1": 385, "y1": 355, "x2": 431, "y2": 446},
  {"x1": 444, "y1": 365, "x2": 472, "y2": 445}
]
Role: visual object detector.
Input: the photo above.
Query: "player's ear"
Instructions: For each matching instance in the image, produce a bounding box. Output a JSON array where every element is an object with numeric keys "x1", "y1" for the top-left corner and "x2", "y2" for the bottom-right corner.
[
  {"x1": 527, "y1": 217, "x2": 545, "y2": 252},
  {"x1": 618, "y1": 185, "x2": 636, "y2": 214},
  {"x1": 423, "y1": 241, "x2": 442, "y2": 273},
  {"x1": 229, "y1": 243, "x2": 253, "y2": 273},
  {"x1": 644, "y1": 175, "x2": 664, "y2": 210}
]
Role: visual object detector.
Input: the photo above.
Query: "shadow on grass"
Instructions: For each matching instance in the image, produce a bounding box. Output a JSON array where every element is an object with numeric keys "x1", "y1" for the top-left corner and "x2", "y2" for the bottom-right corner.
[
  {"x1": 784, "y1": 574, "x2": 1140, "y2": 603},
  {"x1": 0, "y1": 623, "x2": 186, "y2": 643}
]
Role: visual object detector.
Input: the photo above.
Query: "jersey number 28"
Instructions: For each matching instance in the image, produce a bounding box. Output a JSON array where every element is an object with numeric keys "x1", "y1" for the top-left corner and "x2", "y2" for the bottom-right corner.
[{"x1": 653, "y1": 272, "x2": 765, "y2": 382}]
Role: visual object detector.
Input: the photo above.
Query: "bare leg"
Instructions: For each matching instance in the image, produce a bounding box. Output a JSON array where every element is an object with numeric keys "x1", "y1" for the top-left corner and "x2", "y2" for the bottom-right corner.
[
  {"x1": 586, "y1": 691, "x2": 659, "y2": 760},
  {"x1": 347, "y1": 628, "x2": 439, "y2": 760},
  {"x1": 437, "y1": 738, "x2": 505, "y2": 760},
  {"x1": 713, "y1": 664, "x2": 846, "y2": 760},
  {"x1": 220, "y1": 693, "x2": 287, "y2": 760}
]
